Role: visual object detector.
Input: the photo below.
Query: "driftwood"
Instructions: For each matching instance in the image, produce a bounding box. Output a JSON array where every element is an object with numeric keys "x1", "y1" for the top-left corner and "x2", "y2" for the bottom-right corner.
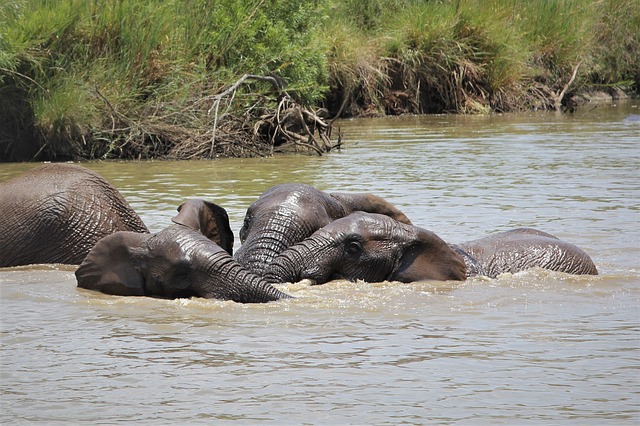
[
  {"x1": 90, "y1": 74, "x2": 340, "y2": 160},
  {"x1": 554, "y1": 61, "x2": 582, "y2": 111},
  {"x1": 205, "y1": 74, "x2": 339, "y2": 157}
]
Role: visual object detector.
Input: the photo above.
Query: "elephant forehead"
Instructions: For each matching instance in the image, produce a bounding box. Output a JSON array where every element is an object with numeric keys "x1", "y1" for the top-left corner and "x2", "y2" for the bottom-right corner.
[
  {"x1": 279, "y1": 191, "x2": 312, "y2": 211},
  {"x1": 253, "y1": 184, "x2": 335, "y2": 211},
  {"x1": 330, "y1": 212, "x2": 404, "y2": 239},
  {"x1": 148, "y1": 226, "x2": 223, "y2": 262}
]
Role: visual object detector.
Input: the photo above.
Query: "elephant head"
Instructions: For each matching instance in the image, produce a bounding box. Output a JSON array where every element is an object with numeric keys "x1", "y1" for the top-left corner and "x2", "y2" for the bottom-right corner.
[
  {"x1": 264, "y1": 212, "x2": 467, "y2": 285},
  {"x1": 75, "y1": 199, "x2": 290, "y2": 303},
  {"x1": 235, "y1": 183, "x2": 412, "y2": 275},
  {"x1": 455, "y1": 228, "x2": 598, "y2": 277}
]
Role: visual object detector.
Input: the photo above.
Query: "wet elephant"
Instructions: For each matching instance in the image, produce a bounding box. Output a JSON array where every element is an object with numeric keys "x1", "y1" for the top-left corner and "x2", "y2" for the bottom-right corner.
[
  {"x1": 264, "y1": 213, "x2": 596, "y2": 285},
  {"x1": 0, "y1": 163, "x2": 148, "y2": 267},
  {"x1": 264, "y1": 212, "x2": 467, "y2": 284},
  {"x1": 235, "y1": 183, "x2": 412, "y2": 275},
  {"x1": 453, "y1": 228, "x2": 598, "y2": 278},
  {"x1": 76, "y1": 199, "x2": 290, "y2": 303}
]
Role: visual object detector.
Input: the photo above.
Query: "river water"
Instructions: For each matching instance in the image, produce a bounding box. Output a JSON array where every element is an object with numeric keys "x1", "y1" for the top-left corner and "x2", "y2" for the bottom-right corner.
[{"x1": 1, "y1": 102, "x2": 639, "y2": 424}]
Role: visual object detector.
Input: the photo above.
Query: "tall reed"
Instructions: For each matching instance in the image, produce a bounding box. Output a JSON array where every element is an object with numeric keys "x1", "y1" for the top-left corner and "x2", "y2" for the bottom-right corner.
[{"x1": 322, "y1": 0, "x2": 639, "y2": 114}]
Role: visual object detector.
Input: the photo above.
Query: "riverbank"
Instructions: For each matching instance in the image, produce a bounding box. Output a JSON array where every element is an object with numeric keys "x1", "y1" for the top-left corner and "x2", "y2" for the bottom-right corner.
[{"x1": 1, "y1": 0, "x2": 638, "y2": 161}]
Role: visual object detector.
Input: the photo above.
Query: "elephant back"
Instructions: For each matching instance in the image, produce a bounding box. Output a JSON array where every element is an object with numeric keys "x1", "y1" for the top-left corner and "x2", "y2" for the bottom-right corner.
[{"x1": 0, "y1": 163, "x2": 148, "y2": 267}]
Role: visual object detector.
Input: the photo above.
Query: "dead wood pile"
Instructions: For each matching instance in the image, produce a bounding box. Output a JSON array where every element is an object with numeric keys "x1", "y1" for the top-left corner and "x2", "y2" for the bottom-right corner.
[{"x1": 168, "y1": 74, "x2": 340, "y2": 159}]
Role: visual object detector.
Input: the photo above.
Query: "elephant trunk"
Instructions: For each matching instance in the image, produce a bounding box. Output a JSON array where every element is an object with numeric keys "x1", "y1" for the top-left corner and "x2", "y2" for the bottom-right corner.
[
  {"x1": 263, "y1": 235, "x2": 332, "y2": 285},
  {"x1": 200, "y1": 254, "x2": 292, "y2": 303},
  {"x1": 235, "y1": 235, "x2": 290, "y2": 276},
  {"x1": 262, "y1": 249, "x2": 302, "y2": 284},
  {"x1": 235, "y1": 212, "x2": 318, "y2": 275}
]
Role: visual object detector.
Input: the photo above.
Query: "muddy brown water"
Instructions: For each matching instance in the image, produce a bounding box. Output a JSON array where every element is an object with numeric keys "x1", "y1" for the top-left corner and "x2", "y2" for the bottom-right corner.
[{"x1": 1, "y1": 102, "x2": 639, "y2": 424}]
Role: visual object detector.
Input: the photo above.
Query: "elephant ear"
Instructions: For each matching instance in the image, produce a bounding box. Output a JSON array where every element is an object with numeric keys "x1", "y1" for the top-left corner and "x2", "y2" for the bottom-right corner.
[
  {"x1": 75, "y1": 231, "x2": 150, "y2": 296},
  {"x1": 172, "y1": 199, "x2": 234, "y2": 255},
  {"x1": 329, "y1": 192, "x2": 413, "y2": 225},
  {"x1": 390, "y1": 227, "x2": 467, "y2": 282}
]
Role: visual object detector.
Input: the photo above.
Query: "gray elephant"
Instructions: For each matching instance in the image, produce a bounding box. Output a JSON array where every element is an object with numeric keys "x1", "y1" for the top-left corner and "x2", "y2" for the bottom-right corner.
[
  {"x1": 623, "y1": 114, "x2": 640, "y2": 123},
  {"x1": 264, "y1": 212, "x2": 597, "y2": 285},
  {"x1": 453, "y1": 228, "x2": 598, "y2": 277},
  {"x1": 235, "y1": 183, "x2": 412, "y2": 275},
  {"x1": 76, "y1": 199, "x2": 290, "y2": 303},
  {"x1": 264, "y1": 212, "x2": 468, "y2": 284},
  {"x1": 0, "y1": 163, "x2": 148, "y2": 267}
]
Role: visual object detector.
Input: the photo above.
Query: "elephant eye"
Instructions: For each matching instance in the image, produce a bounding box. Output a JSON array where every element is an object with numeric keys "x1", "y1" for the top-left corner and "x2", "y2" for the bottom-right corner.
[
  {"x1": 345, "y1": 240, "x2": 362, "y2": 256},
  {"x1": 172, "y1": 263, "x2": 191, "y2": 284}
]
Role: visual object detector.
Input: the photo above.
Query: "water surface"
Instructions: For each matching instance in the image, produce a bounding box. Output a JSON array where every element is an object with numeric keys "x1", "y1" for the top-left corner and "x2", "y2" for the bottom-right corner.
[{"x1": 1, "y1": 102, "x2": 639, "y2": 424}]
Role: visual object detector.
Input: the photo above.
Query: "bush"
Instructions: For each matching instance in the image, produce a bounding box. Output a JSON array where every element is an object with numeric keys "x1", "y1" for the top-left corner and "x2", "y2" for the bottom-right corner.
[
  {"x1": 322, "y1": 0, "x2": 639, "y2": 115},
  {"x1": 0, "y1": 0, "x2": 329, "y2": 160}
]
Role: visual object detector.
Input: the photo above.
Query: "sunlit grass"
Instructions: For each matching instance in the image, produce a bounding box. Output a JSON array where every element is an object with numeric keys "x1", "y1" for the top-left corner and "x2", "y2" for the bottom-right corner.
[
  {"x1": 1, "y1": 0, "x2": 638, "y2": 160},
  {"x1": 324, "y1": 0, "x2": 638, "y2": 113}
]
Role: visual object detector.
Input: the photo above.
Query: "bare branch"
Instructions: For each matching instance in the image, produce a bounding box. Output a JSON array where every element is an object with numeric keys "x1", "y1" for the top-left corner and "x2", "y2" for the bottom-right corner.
[{"x1": 555, "y1": 61, "x2": 582, "y2": 111}]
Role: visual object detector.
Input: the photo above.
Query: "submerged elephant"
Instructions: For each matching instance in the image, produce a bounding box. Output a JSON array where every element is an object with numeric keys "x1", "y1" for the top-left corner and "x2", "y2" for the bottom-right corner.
[
  {"x1": 76, "y1": 199, "x2": 290, "y2": 303},
  {"x1": 453, "y1": 228, "x2": 598, "y2": 277},
  {"x1": 0, "y1": 163, "x2": 148, "y2": 267},
  {"x1": 264, "y1": 212, "x2": 597, "y2": 285},
  {"x1": 235, "y1": 183, "x2": 412, "y2": 275},
  {"x1": 622, "y1": 114, "x2": 640, "y2": 123}
]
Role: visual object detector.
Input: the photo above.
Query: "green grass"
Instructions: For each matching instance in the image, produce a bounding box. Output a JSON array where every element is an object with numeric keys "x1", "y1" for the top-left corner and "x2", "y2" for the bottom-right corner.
[
  {"x1": 1, "y1": 0, "x2": 638, "y2": 160},
  {"x1": 324, "y1": 0, "x2": 639, "y2": 114}
]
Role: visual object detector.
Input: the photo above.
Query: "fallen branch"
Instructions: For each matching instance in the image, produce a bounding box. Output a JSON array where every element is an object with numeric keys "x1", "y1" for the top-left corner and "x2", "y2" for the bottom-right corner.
[
  {"x1": 208, "y1": 74, "x2": 284, "y2": 113},
  {"x1": 555, "y1": 61, "x2": 582, "y2": 111},
  {"x1": 202, "y1": 74, "x2": 336, "y2": 157}
]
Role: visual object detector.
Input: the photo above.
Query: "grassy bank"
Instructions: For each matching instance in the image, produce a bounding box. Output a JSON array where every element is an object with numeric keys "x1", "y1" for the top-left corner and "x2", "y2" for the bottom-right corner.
[
  {"x1": 326, "y1": 0, "x2": 639, "y2": 115},
  {"x1": 1, "y1": 0, "x2": 638, "y2": 161}
]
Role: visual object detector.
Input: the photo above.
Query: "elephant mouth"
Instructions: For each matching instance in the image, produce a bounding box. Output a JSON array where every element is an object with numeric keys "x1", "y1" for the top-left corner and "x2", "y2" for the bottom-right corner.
[
  {"x1": 329, "y1": 272, "x2": 357, "y2": 284},
  {"x1": 300, "y1": 271, "x2": 343, "y2": 286}
]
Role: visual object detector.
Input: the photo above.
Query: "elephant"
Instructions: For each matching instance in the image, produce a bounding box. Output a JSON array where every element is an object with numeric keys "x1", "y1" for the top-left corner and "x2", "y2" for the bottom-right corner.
[
  {"x1": 623, "y1": 114, "x2": 640, "y2": 123},
  {"x1": 263, "y1": 212, "x2": 468, "y2": 284},
  {"x1": 0, "y1": 163, "x2": 148, "y2": 267},
  {"x1": 75, "y1": 199, "x2": 291, "y2": 303},
  {"x1": 452, "y1": 228, "x2": 598, "y2": 278},
  {"x1": 263, "y1": 213, "x2": 597, "y2": 285},
  {"x1": 235, "y1": 183, "x2": 413, "y2": 275}
]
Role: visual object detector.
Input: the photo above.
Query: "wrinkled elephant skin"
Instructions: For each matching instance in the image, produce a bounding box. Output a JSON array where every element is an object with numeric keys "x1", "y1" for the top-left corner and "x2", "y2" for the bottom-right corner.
[
  {"x1": 265, "y1": 215, "x2": 597, "y2": 285},
  {"x1": 0, "y1": 163, "x2": 148, "y2": 267},
  {"x1": 264, "y1": 212, "x2": 467, "y2": 285},
  {"x1": 235, "y1": 183, "x2": 412, "y2": 275},
  {"x1": 454, "y1": 228, "x2": 598, "y2": 278},
  {"x1": 76, "y1": 199, "x2": 290, "y2": 303}
]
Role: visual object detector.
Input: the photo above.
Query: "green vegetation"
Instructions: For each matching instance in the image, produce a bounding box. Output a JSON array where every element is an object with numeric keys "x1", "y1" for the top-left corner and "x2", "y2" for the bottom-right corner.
[
  {"x1": 1, "y1": 0, "x2": 638, "y2": 161},
  {"x1": 328, "y1": 0, "x2": 639, "y2": 114}
]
